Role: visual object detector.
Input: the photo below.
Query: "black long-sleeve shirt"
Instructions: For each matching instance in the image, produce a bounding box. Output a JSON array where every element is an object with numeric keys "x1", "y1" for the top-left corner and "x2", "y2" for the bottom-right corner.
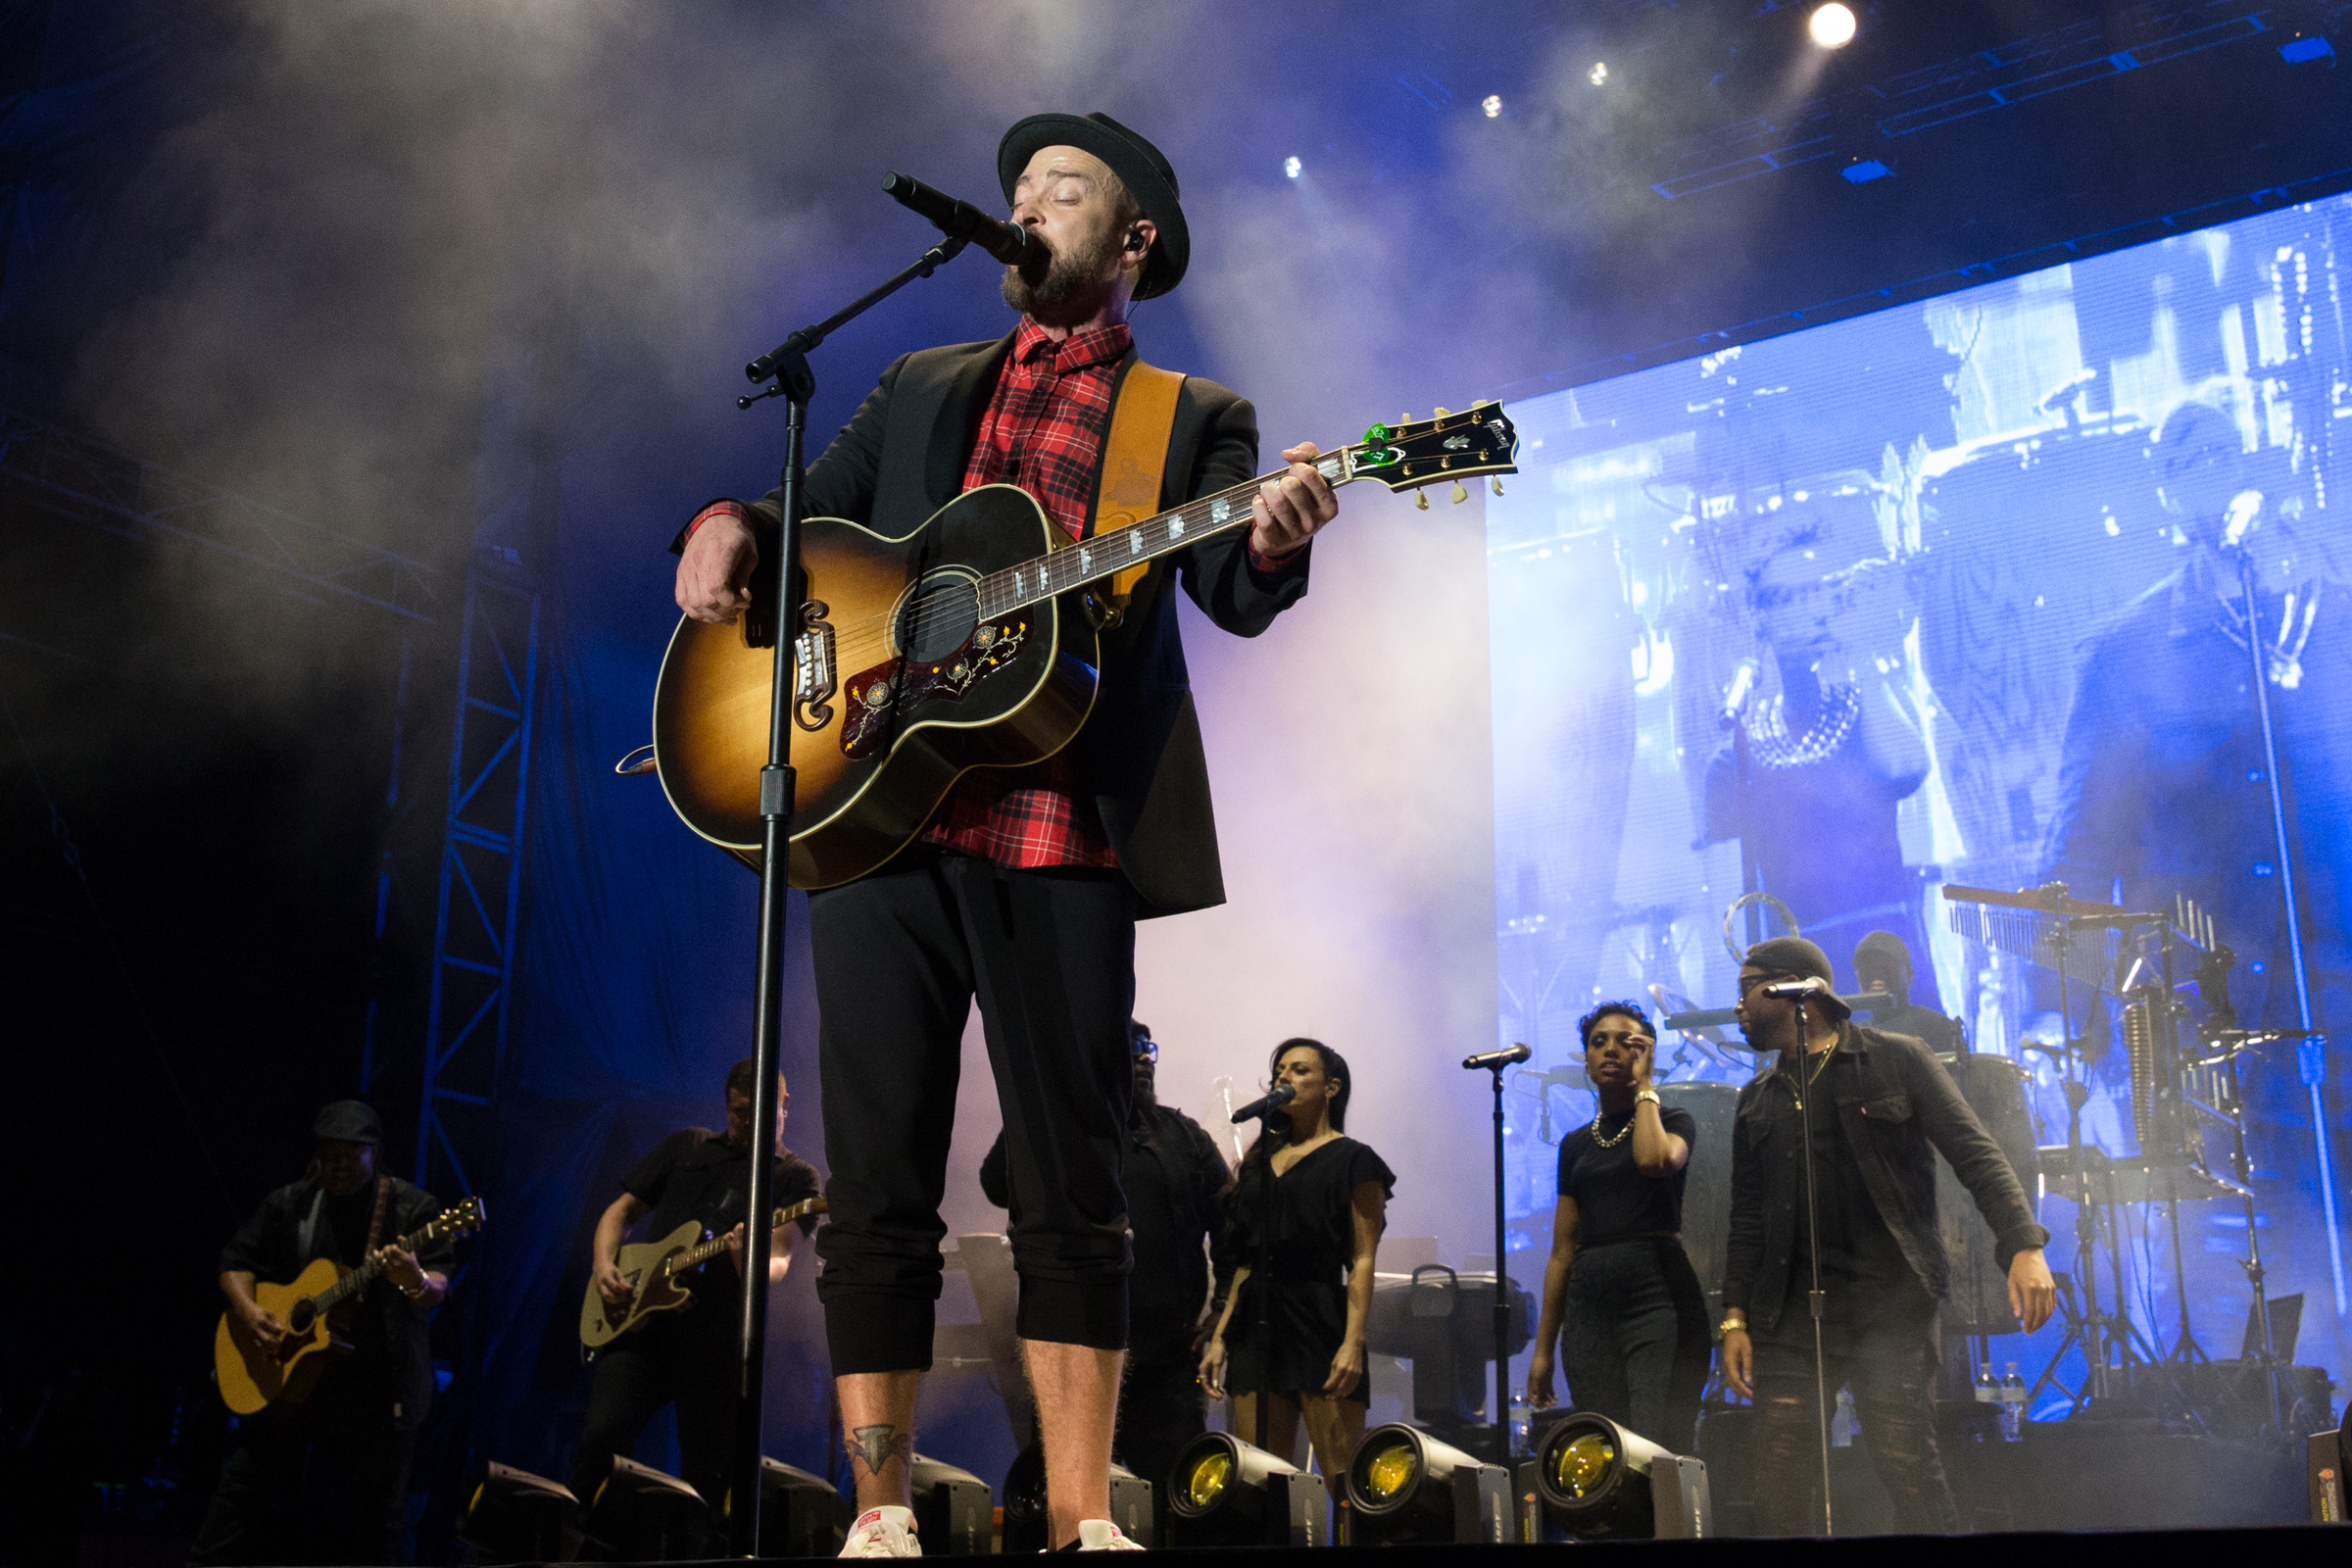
[{"x1": 1723, "y1": 1024, "x2": 2046, "y2": 1334}]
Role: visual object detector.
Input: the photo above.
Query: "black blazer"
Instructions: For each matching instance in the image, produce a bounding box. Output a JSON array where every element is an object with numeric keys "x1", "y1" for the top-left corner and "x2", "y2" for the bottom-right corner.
[{"x1": 715, "y1": 332, "x2": 1311, "y2": 917}]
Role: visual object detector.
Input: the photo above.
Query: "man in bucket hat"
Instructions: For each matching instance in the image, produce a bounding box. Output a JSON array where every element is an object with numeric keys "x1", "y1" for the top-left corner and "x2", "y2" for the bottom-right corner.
[{"x1": 672, "y1": 113, "x2": 1342, "y2": 1553}]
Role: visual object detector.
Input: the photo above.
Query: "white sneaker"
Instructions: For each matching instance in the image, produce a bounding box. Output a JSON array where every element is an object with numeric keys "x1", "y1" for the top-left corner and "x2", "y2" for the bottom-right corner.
[
  {"x1": 841, "y1": 1505, "x2": 922, "y2": 1557},
  {"x1": 1073, "y1": 1520, "x2": 1144, "y2": 1551}
]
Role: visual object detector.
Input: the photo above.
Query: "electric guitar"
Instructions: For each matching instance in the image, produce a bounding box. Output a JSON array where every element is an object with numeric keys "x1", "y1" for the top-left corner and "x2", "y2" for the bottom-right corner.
[
  {"x1": 213, "y1": 1196, "x2": 485, "y2": 1414},
  {"x1": 651, "y1": 406, "x2": 1519, "y2": 886},
  {"x1": 578, "y1": 1195, "x2": 829, "y2": 1349}
]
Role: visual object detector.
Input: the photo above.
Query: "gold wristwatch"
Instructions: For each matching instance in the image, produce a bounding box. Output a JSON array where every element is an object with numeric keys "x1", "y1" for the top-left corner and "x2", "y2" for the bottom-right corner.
[
  {"x1": 1718, "y1": 1315, "x2": 1746, "y2": 1338},
  {"x1": 1635, "y1": 1089, "x2": 1662, "y2": 1106}
]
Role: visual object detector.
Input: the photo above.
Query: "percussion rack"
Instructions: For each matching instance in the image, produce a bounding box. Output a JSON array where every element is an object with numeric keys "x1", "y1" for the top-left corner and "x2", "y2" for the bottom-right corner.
[{"x1": 1942, "y1": 882, "x2": 2316, "y2": 1436}]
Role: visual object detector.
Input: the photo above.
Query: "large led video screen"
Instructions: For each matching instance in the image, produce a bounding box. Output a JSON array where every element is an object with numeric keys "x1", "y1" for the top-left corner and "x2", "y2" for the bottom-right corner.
[{"x1": 1491, "y1": 196, "x2": 2352, "y2": 1396}]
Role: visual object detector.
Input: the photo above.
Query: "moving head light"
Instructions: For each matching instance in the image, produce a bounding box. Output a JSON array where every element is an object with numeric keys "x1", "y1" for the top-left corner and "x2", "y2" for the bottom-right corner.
[
  {"x1": 906, "y1": 1453, "x2": 993, "y2": 1554},
  {"x1": 582, "y1": 1455, "x2": 711, "y2": 1560},
  {"x1": 1343, "y1": 1422, "x2": 1512, "y2": 1545},
  {"x1": 455, "y1": 1461, "x2": 582, "y2": 1563},
  {"x1": 1165, "y1": 1432, "x2": 1328, "y2": 1548},
  {"x1": 1529, "y1": 1410, "x2": 1710, "y2": 1540},
  {"x1": 1002, "y1": 1443, "x2": 1154, "y2": 1550},
  {"x1": 735, "y1": 1456, "x2": 853, "y2": 1556}
]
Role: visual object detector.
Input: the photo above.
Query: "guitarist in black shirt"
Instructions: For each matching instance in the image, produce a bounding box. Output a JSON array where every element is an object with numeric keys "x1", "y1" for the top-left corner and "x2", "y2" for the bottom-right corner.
[{"x1": 570, "y1": 1059, "x2": 822, "y2": 1518}]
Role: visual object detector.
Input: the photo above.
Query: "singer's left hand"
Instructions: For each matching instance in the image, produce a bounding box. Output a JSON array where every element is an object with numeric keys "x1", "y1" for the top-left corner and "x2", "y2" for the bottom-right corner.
[
  {"x1": 1322, "y1": 1338, "x2": 1367, "y2": 1399},
  {"x1": 2007, "y1": 1247, "x2": 2056, "y2": 1333},
  {"x1": 1250, "y1": 443, "x2": 1339, "y2": 563}
]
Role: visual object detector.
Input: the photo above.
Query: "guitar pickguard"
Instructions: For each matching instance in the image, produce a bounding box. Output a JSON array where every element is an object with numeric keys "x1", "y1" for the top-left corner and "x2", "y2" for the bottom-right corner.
[{"x1": 838, "y1": 616, "x2": 1032, "y2": 760}]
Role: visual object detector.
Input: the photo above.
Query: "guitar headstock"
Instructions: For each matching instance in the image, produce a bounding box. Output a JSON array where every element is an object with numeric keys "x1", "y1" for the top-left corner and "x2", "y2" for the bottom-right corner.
[
  {"x1": 1350, "y1": 403, "x2": 1519, "y2": 501},
  {"x1": 429, "y1": 1196, "x2": 486, "y2": 1243}
]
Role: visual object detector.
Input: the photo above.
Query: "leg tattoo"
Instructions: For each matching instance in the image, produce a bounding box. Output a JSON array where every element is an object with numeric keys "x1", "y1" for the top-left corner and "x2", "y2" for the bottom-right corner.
[{"x1": 847, "y1": 1424, "x2": 912, "y2": 1481}]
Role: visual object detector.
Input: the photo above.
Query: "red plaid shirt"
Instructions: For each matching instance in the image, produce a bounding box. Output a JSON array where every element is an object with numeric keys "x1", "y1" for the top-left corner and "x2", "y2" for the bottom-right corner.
[{"x1": 916, "y1": 318, "x2": 1133, "y2": 868}]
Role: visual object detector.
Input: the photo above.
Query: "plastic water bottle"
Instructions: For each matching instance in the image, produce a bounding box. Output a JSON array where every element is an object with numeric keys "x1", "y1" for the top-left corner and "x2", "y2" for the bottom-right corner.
[
  {"x1": 1508, "y1": 1387, "x2": 1531, "y2": 1457},
  {"x1": 1974, "y1": 1364, "x2": 1998, "y2": 1406},
  {"x1": 1999, "y1": 1363, "x2": 2026, "y2": 1442},
  {"x1": 1830, "y1": 1385, "x2": 1858, "y2": 1447}
]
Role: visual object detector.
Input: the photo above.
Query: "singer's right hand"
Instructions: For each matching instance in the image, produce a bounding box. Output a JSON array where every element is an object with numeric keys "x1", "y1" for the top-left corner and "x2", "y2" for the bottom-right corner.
[
  {"x1": 676, "y1": 513, "x2": 760, "y2": 623},
  {"x1": 1198, "y1": 1336, "x2": 1228, "y2": 1399},
  {"x1": 1527, "y1": 1348, "x2": 1558, "y2": 1409},
  {"x1": 1722, "y1": 1326, "x2": 1754, "y2": 1399}
]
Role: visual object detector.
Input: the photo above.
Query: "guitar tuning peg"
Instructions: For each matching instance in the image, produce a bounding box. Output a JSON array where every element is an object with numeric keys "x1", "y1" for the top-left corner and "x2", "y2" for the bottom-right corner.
[
  {"x1": 1473, "y1": 398, "x2": 1494, "y2": 409},
  {"x1": 1400, "y1": 414, "x2": 1412, "y2": 426},
  {"x1": 1435, "y1": 406, "x2": 1451, "y2": 417},
  {"x1": 1415, "y1": 488, "x2": 1430, "y2": 511},
  {"x1": 1490, "y1": 475, "x2": 1505, "y2": 496},
  {"x1": 1450, "y1": 480, "x2": 1468, "y2": 505}
]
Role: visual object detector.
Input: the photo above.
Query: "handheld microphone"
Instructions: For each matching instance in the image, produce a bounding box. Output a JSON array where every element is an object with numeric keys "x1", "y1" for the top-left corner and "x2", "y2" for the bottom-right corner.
[
  {"x1": 881, "y1": 172, "x2": 1036, "y2": 267},
  {"x1": 1228, "y1": 1083, "x2": 1297, "y2": 1124},
  {"x1": 1461, "y1": 1043, "x2": 1533, "y2": 1070}
]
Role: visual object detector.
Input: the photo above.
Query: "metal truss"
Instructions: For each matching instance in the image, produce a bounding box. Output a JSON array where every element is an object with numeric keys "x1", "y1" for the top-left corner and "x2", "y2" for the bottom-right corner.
[
  {"x1": 0, "y1": 407, "x2": 439, "y2": 621},
  {"x1": 413, "y1": 561, "x2": 540, "y2": 1199},
  {"x1": 1649, "y1": 1, "x2": 2345, "y2": 200}
]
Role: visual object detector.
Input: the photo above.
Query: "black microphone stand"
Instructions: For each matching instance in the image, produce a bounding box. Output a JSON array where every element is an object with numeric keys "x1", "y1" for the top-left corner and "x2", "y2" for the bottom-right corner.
[
  {"x1": 1244, "y1": 1107, "x2": 1283, "y2": 1458},
  {"x1": 1788, "y1": 995, "x2": 1836, "y2": 1537},
  {"x1": 724, "y1": 226, "x2": 972, "y2": 1557},
  {"x1": 1481, "y1": 1054, "x2": 1513, "y2": 1460}
]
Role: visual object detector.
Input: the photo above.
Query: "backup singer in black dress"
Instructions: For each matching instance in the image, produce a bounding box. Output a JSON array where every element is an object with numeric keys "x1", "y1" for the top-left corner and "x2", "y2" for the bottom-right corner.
[
  {"x1": 1199, "y1": 1040, "x2": 1392, "y2": 1497},
  {"x1": 1527, "y1": 1002, "x2": 1710, "y2": 1452}
]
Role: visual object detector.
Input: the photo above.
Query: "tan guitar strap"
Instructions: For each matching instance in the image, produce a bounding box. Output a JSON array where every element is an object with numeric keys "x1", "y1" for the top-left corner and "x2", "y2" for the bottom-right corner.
[
  {"x1": 363, "y1": 1176, "x2": 390, "y2": 1254},
  {"x1": 1088, "y1": 360, "x2": 1185, "y2": 627}
]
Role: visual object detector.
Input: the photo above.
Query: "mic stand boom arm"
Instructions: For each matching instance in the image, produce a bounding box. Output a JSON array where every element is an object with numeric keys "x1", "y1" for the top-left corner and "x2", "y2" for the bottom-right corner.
[{"x1": 724, "y1": 225, "x2": 976, "y2": 1559}]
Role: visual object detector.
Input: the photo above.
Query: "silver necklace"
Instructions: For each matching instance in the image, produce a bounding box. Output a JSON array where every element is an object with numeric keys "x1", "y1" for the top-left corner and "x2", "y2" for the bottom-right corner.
[
  {"x1": 1590, "y1": 1108, "x2": 1637, "y2": 1148},
  {"x1": 1747, "y1": 681, "x2": 1860, "y2": 770}
]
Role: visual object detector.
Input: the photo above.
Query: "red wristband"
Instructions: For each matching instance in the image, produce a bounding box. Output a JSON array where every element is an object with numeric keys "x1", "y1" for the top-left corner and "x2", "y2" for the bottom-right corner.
[{"x1": 684, "y1": 499, "x2": 748, "y2": 545}]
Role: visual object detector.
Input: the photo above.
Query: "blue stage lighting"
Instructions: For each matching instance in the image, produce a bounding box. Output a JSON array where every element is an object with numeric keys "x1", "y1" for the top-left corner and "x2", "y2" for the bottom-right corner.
[
  {"x1": 1841, "y1": 159, "x2": 1892, "y2": 183},
  {"x1": 1284, "y1": 156, "x2": 1301, "y2": 179},
  {"x1": 2280, "y1": 34, "x2": 2334, "y2": 63}
]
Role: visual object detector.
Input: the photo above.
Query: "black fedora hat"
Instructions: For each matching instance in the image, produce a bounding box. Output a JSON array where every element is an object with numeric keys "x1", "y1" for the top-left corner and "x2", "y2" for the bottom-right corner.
[{"x1": 998, "y1": 111, "x2": 1189, "y2": 300}]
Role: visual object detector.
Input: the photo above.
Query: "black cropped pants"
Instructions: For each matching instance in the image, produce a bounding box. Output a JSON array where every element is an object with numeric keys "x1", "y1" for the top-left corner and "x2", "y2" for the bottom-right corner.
[{"x1": 809, "y1": 851, "x2": 1136, "y2": 1373}]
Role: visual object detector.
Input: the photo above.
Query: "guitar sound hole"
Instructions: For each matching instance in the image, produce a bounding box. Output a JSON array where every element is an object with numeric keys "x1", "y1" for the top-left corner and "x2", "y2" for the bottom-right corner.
[
  {"x1": 897, "y1": 573, "x2": 979, "y2": 664},
  {"x1": 286, "y1": 1301, "x2": 316, "y2": 1334}
]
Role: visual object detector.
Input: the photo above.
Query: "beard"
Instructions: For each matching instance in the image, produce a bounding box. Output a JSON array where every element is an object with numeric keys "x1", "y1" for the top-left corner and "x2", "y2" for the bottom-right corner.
[{"x1": 1002, "y1": 225, "x2": 1122, "y2": 326}]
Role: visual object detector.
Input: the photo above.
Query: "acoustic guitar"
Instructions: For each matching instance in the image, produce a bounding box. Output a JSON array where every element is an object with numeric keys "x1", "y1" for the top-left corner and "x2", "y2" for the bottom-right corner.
[
  {"x1": 213, "y1": 1196, "x2": 485, "y2": 1415},
  {"x1": 651, "y1": 406, "x2": 1520, "y2": 885},
  {"x1": 579, "y1": 1195, "x2": 828, "y2": 1349}
]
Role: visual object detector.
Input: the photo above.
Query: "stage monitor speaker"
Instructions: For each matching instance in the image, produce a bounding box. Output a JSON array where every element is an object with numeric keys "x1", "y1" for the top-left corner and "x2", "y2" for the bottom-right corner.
[
  {"x1": 2312, "y1": 1427, "x2": 2348, "y2": 1523},
  {"x1": 907, "y1": 1453, "x2": 993, "y2": 1554}
]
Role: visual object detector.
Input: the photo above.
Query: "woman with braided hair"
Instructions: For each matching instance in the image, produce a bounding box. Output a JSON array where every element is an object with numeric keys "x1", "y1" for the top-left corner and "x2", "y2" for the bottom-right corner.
[{"x1": 1527, "y1": 1001, "x2": 1711, "y2": 1452}]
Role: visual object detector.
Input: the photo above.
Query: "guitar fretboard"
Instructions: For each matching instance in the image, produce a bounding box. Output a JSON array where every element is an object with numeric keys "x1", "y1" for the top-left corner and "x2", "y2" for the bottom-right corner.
[{"x1": 971, "y1": 444, "x2": 1367, "y2": 621}]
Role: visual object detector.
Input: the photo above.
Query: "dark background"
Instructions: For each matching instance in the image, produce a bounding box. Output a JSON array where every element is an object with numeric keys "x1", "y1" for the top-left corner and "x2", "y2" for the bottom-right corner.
[{"x1": 6, "y1": 1, "x2": 2352, "y2": 1559}]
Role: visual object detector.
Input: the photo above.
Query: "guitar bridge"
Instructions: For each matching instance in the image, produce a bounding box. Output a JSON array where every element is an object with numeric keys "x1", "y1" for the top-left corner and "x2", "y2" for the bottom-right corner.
[{"x1": 794, "y1": 601, "x2": 836, "y2": 731}]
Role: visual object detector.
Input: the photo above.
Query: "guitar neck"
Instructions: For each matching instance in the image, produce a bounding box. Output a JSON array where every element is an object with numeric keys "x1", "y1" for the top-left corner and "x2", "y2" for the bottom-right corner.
[
  {"x1": 313, "y1": 1218, "x2": 440, "y2": 1311},
  {"x1": 977, "y1": 444, "x2": 1376, "y2": 620},
  {"x1": 663, "y1": 1201, "x2": 811, "y2": 1278}
]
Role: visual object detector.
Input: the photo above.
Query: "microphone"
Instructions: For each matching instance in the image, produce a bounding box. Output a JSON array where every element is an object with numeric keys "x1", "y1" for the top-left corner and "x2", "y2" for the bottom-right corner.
[
  {"x1": 1461, "y1": 1043, "x2": 1533, "y2": 1071},
  {"x1": 1229, "y1": 1083, "x2": 1297, "y2": 1124},
  {"x1": 1757, "y1": 976, "x2": 1853, "y2": 1020},
  {"x1": 881, "y1": 172, "x2": 1037, "y2": 267},
  {"x1": 1719, "y1": 661, "x2": 1757, "y2": 728}
]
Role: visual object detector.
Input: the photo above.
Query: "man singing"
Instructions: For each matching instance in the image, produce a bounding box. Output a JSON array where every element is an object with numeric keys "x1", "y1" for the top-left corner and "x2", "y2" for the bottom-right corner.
[
  {"x1": 671, "y1": 112, "x2": 1337, "y2": 1554},
  {"x1": 1719, "y1": 937, "x2": 2054, "y2": 1535}
]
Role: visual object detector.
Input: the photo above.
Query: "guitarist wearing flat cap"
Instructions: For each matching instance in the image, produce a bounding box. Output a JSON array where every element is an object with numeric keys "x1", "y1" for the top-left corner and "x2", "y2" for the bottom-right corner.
[
  {"x1": 671, "y1": 111, "x2": 1339, "y2": 1554},
  {"x1": 192, "y1": 1101, "x2": 452, "y2": 1566}
]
